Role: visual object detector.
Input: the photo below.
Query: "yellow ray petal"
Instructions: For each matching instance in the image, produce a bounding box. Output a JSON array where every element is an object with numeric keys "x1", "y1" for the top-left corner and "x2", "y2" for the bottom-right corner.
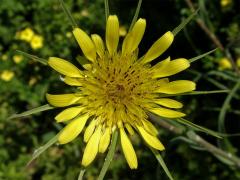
[
  {"x1": 154, "y1": 98, "x2": 183, "y2": 109},
  {"x1": 125, "y1": 123, "x2": 135, "y2": 136},
  {"x1": 120, "y1": 128, "x2": 138, "y2": 169},
  {"x1": 58, "y1": 114, "x2": 89, "y2": 144},
  {"x1": 106, "y1": 15, "x2": 119, "y2": 56},
  {"x1": 153, "y1": 58, "x2": 190, "y2": 78},
  {"x1": 82, "y1": 127, "x2": 101, "y2": 166},
  {"x1": 99, "y1": 127, "x2": 111, "y2": 153},
  {"x1": 84, "y1": 120, "x2": 96, "y2": 142},
  {"x1": 48, "y1": 57, "x2": 82, "y2": 78},
  {"x1": 122, "y1": 18, "x2": 146, "y2": 55},
  {"x1": 149, "y1": 107, "x2": 185, "y2": 118},
  {"x1": 63, "y1": 76, "x2": 82, "y2": 86},
  {"x1": 156, "y1": 80, "x2": 196, "y2": 94},
  {"x1": 91, "y1": 34, "x2": 105, "y2": 58},
  {"x1": 137, "y1": 125, "x2": 165, "y2": 151},
  {"x1": 46, "y1": 93, "x2": 80, "y2": 107},
  {"x1": 142, "y1": 120, "x2": 158, "y2": 136},
  {"x1": 55, "y1": 106, "x2": 85, "y2": 122},
  {"x1": 142, "y1": 31, "x2": 174, "y2": 64},
  {"x1": 73, "y1": 28, "x2": 96, "y2": 62}
]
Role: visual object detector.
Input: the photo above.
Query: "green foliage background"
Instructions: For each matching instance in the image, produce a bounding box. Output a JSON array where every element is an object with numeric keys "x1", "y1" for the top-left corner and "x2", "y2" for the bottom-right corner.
[{"x1": 0, "y1": 0, "x2": 240, "y2": 179}]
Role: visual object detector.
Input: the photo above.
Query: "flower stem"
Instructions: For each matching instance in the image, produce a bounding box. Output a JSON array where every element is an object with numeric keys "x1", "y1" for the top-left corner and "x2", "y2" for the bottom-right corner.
[
  {"x1": 78, "y1": 168, "x2": 85, "y2": 180},
  {"x1": 97, "y1": 130, "x2": 119, "y2": 180}
]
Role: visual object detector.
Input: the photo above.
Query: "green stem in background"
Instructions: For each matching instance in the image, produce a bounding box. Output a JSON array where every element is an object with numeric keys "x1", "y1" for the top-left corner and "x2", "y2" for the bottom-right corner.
[
  {"x1": 149, "y1": 115, "x2": 240, "y2": 168},
  {"x1": 218, "y1": 80, "x2": 240, "y2": 151},
  {"x1": 151, "y1": 148, "x2": 174, "y2": 180},
  {"x1": 59, "y1": 0, "x2": 78, "y2": 29},
  {"x1": 104, "y1": 0, "x2": 110, "y2": 22},
  {"x1": 78, "y1": 168, "x2": 86, "y2": 180},
  {"x1": 129, "y1": 0, "x2": 142, "y2": 31},
  {"x1": 97, "y1": 130, "x2": 119, "y2": 180}
]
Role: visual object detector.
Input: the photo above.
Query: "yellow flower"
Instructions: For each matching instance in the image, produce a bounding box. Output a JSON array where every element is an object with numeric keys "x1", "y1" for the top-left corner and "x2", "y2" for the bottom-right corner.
[
  {"x1": 29, "y1": 77, "x2": 37, "y2": 86},
  {"x1": 1, "y1": 70, "x2": 15, "y2": 81},
  {"x1": 19, "y1": 28, "x2": 34, "y2": 42},
  {"x1": 46, "y1": 15, "x2": 195, "y2": 169},
  {"x1": 119, "y1": 26, "x2": 127, "y2": 37},
  {"x1": 218, "y1": 57, "x2": 232, "y2": 70},
  {"x1": 237, "y1": 57, "x2": 240, "y2": 68},
  {"x1": 13, "y1": 55, "x2": 23, "y2": 64},
  {"x1": 30, "y1": 35, "x2": 44, "y2": 50},
  {"x1": 1, "y1": 54, "x2": 8, "y2": 61},
  {"x1": 220, "y1": 0, "x2": 232, "y2": 7}
]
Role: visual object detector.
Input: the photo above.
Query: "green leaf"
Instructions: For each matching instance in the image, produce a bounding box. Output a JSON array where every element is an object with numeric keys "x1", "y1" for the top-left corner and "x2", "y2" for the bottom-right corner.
[
  {"x1": 16, "y1": 50, "x2": 48, "y2": 65},
  {"x1": 97, "y1": 130, "x2": 119, "y2": 180},
  {"x1": 177, "y1": 118, "x2": 222, "y2": 138},
  {"x1": 172, "y1": 8, "x2": 199, "y2": 36},
  {"x1": 26, "y1": 133, "x2": 59, "y2": 167},
  {"x1": 151, "y1": 148, "x2": 174, "y2": 180},
  {"x1": 8, "y1": 104, "x2": 54, "y2": 120},
  {"x1": 189, "y1": 48, "x2": 217, "y2": 63},
  {"x1": 59, "y1": 0, "x2": 77, "y2": 28},
  {"x1": 104, "y1": 0, "x2": 110, "y2": 22},
  {"x1": 129, "y1": 0, "x2": 142, "y2": 31}
]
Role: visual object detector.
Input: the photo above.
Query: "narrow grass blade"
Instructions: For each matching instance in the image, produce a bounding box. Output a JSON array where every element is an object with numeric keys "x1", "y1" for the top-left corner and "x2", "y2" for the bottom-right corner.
[
  {"x1": 177, "y1": 118, "x2": 222, "y2": 138},
  {"x1": 16, "y1": 50, "x2": 48, "y2": 65},
  {"x1": 78, "y1": 168, "x2": 86, "y2": 180},
  {"x1": 172, "y1": 8, "x2": 199, "y2": 36},
  {"x1": 8, "y1": 104, "x2": 54, "y2": 120},
  {"x1": 104, "y1": 0, "x2": 110, "y2": 22},
  {"x1": 151, "y1": 148, "x2": 174, "y2": 180},
  {"x1": 59, "y1": 0, "x2": 78, "y2": 28},
  {"x1": 189, "y1": 48, "x2": 217, "y2": 63},
  {"x1": 26, "y1": 133, "x2": 59, "y2": 167},
  {"x1": 129, "y1": 0, "x2": 142, "y2": 31},
  {"x1": 97, "y1": 130, "x2": 119, "y2": 180}
]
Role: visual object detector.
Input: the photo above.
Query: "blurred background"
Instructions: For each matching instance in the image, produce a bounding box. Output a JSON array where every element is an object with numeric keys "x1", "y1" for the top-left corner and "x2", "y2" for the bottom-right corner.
[{"x1": 0, "y1": 0, "x2": 240, "y2": 179}]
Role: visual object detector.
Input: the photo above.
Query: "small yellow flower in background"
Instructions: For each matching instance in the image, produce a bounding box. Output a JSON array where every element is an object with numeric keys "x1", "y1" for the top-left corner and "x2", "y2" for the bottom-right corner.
[
  {"x1": 119, "y1": 26, "x2": 127, "y2": 37},
  {"x1": 30, "y1": 35, "x2": 44, "y2": 50},
  {"x1": 81, "y1": 9, "x2": 89, "y2": 17},
  {"x1": 237, "y1": 57, "x2": 240, "y2": 68},
  {"x1": 1, "y1": 54, "x2": 8, "y2": 61},
  {"x1": 66, "y1": 32, "x2": 72, "y2": 38},
  {"x1": 220, "y1": 0, "x2": 232, "y2": 7},
  {"x1": 19, "y1": 28, "x2": 34, "y2": 42},
  {"x1": 218, "y1": 57, "x2": 232, "y2": 70},
  {"x1": 29, "y1": 77, "x2": 38, "y2": 86},
  {"x1": 46, "y1": 15, "x2": 195, "y2": 169},
  {"x1": 1, "y1": 70, "x2": 15, "y2": 81},
  {"x1": 13, "y1": 55, "x2": 23, "y2": 64}
]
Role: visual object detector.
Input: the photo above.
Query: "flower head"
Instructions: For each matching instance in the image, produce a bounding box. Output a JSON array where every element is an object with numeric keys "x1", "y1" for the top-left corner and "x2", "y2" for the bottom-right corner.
[
  {"x1": 30, "y1": 35, "x2": 44, "y2": 50},
  {"x1": 47, "y1": 15, "x2": 195, "y2": 168},
  {"x1": 13, "y1": 55, "x2": 23, "y2": 64},
  {"x1": 18, "y1": 28, "x2": 34, "y2": 42},
  {"x1": 1, "y1": 70, "x2": 15, "y2": 81},
  {"x1": 218, "y1": 57, "x2": 232, "y2": 70}
]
